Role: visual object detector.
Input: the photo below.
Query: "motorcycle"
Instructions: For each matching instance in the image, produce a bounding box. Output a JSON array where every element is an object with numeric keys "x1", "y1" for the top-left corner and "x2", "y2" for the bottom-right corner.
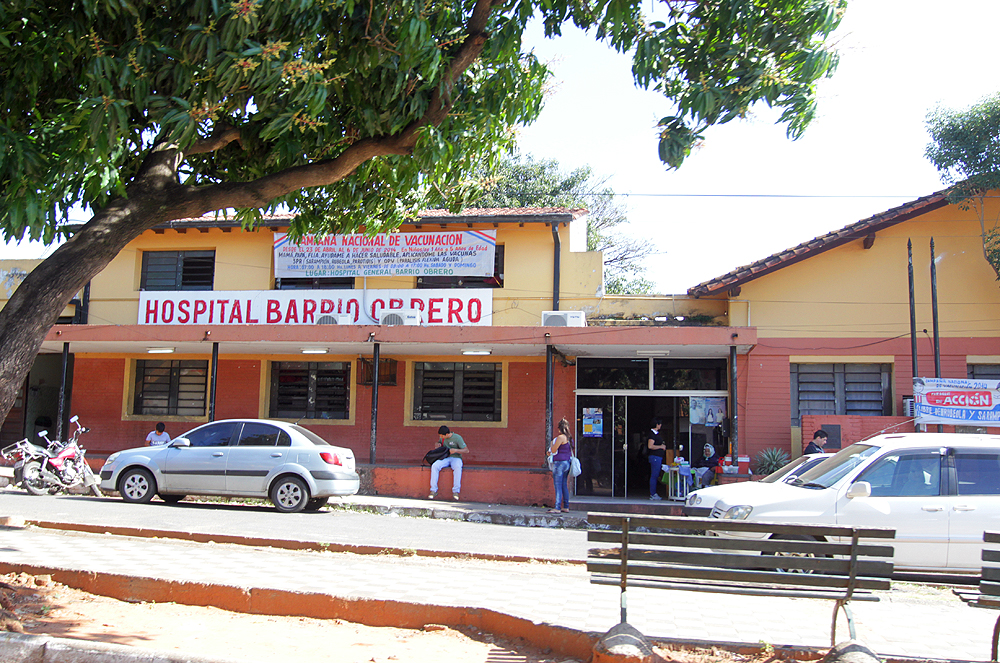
[{"x1": 1, "y1": 416, "x2": 102, "y2": 497}]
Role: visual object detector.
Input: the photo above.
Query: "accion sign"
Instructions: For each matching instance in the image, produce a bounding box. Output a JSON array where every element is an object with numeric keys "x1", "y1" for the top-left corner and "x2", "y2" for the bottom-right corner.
[
  {"x1": 913, "y1": 377, "x2": 1000, "y2": 425},
  {"x1": 138, "y1": 289, "x2": 493, "y2": 326}
]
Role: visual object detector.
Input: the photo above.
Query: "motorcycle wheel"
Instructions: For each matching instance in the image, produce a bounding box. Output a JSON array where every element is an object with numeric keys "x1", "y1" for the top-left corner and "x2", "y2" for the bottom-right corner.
[{"x1": 21, "y1": 461, "x2": 52, "y2": 496}]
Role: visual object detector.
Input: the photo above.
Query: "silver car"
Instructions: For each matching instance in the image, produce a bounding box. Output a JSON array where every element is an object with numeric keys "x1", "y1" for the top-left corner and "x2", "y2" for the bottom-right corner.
[{"x1": 100, "y1": 419, "x2": 359, "y2": 513}]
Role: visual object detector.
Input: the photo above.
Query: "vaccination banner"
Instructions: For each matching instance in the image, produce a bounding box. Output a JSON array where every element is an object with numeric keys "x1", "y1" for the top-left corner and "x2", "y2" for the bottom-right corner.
[
  {"x1": 139, "y1": 289, "x2": 493, "y2": 326},
  {"x1": 273, "y1": 230, "x2": 496, "y2": 278},
  {"x1": 582, "y1": 408, "x2": 604, "y2": 438},
  {"x1": 690, "y1": 397, "x2": 727, "y2": 427},
  {"x1": 913, "y1": 377, "x2": 1000, "y2": 426}
]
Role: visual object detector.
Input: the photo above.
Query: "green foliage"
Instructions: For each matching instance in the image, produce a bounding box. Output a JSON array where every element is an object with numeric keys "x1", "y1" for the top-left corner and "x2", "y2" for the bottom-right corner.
[
  {"x1": 925, "y1": 94, "x2": 1000, "y2": 279},
  {"x1": 753, "y1": 447, "x2": 790, "y2": 475},
  {"x1": 0, "y1": 0, "x2": 848, "y2": 243},
  {"x1": 475, "y1": 153, "x2": 656, "y2": 294}
]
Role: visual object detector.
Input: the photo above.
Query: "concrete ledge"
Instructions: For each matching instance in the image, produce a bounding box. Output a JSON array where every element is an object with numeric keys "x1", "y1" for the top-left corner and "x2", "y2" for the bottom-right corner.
[{"x1": 0, "y1": 631, "x2": 250, "y2": 663}]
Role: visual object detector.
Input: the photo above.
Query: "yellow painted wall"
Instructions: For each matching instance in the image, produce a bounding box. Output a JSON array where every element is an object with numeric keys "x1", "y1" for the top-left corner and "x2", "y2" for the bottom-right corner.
[
  {"x1": 731, "y1": 204, "x2": 1000, "y2": 338},
  {"x1": 0, "y1": 259, "x2": 77, "y2": 318}
]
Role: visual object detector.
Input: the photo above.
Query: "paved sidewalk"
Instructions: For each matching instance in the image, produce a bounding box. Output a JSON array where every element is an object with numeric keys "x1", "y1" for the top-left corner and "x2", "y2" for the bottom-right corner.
[{"x1": 0, "y1": 524, "x2": 993, "y2": 662}]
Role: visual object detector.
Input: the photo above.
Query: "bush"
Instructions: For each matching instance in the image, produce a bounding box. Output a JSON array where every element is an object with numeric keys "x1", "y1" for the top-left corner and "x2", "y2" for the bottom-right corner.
[{"x1": 752, "y1": 448, "x2": 790, "y2": 475}]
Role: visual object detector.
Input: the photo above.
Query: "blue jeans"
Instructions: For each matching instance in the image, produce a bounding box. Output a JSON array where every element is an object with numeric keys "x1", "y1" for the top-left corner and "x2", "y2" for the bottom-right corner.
[
  {"x1": 648, "y1": 455, "x2": 664, "y2": 496},
  {"x1": 552, "y1": 459, "x2": 571, "y2": 509},
  {"x1": 430, "y1": 456, "x2": 463, "y2": 494}
]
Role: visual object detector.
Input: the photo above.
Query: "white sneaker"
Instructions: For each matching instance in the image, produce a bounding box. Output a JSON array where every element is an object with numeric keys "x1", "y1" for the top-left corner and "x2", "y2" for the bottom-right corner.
[
  {"x1": 428, "y1": 492, "x2": 436, "y2": 500},
  {"x1": 650, "y1": 494, "x2": 662, "y2": 501}
]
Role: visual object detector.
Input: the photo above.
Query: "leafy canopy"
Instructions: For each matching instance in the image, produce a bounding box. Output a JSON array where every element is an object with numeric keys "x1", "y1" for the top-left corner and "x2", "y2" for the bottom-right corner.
[
  {"x1": 474, "y1": 153, "x2": 656, "y2": 294},
  {"x1": 0, "y1": 0, "x2": 847, "y2": 244},
  {"x1": 926, "y1": 94, "x2": 1000, "y2": 278}
]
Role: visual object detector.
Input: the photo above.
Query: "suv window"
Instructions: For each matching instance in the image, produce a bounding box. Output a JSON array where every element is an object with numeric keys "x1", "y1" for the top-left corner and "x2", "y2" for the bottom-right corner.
[
  {"x1": 859, "y1": 451, "x2": 941, "y2": 497},
  {"x1": 185, "y1": 422, "x2": 238, "y2": 447},
  {"x1": 954, "y1": 449, "x2": 1000, "y2": 495}
]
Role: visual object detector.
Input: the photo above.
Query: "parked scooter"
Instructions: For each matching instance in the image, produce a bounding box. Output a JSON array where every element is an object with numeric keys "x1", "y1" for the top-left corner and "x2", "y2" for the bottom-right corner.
[{"x1": 1, "y1": 416, "x2": 102, "y2": 497}]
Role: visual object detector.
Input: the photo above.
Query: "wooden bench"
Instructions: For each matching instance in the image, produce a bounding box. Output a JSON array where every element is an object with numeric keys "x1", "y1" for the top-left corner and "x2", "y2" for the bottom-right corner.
[
  {"x1": 975, "y1": 531, "x2": 1000, "y2": 661},
  {"x1": 587, "y1": 513, "x2": 895, "y2": 645}
]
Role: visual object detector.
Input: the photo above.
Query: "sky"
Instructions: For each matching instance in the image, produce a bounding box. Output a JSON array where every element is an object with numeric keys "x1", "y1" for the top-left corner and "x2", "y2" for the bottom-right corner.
[
  {"x1": 5, "y1": 1, "x2": 1000, "y2": 295},
  {"x1": 516, "y1": 0, "x2": 1000, "y2": 293}
]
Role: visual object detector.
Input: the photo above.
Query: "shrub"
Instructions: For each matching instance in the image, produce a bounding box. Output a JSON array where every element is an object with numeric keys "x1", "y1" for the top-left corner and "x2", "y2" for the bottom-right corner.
[{"x1": 753, "y1": 448, "x2": 790, "y2": 475}]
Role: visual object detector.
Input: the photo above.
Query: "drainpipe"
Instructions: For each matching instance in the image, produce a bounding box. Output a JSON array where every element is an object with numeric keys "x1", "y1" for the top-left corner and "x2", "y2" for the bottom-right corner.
[
  {"x1": 208, "y1": 342, "x2": 219, "y2": 421},
  {"x1": 546, "y1": 342, "x2": 554, "y2": 453},
  {"x1": 57, "y1": 342, "x2": 69, "y2": 440},
  {"x1": 370, "y1": 342, "x2": 380, "y2": 465},
  {"x1": 551, "y1": 222, "x2": 560, "y2": 311}
]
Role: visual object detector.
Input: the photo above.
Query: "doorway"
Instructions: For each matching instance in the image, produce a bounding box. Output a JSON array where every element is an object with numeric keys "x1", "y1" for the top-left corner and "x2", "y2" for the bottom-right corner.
[{"x1": 576, "y1": 395, "x2": 688, "y2": 499}]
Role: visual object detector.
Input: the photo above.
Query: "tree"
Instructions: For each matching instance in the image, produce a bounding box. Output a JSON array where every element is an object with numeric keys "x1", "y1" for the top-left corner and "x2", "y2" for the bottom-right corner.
[
  {"x1": 925, "y1": 94, "x2": 1000, "y2": 279},
  {"x1": 0, "y1": 0, "x2": 846, "y2": 427},
  {"x1": 475, "y1": 153, "x2": 657, "y2": 294}
]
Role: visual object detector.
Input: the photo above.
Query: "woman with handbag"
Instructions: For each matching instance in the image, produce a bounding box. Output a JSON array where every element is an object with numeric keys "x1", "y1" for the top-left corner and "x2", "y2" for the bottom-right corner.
[{"x1": 547, "y1": 418, "x2": 575, "y2": 513}]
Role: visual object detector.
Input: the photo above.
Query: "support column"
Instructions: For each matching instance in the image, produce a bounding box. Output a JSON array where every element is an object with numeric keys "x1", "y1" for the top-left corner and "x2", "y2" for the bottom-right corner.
[
  {"x1": 208, "y1": 342, "x2": 219, "y2": 422},
  {"x1": 545, "y1": 344, "x2": 554, "y2": 453},
  {"x1": 729, "y1": 345, "x2": 738, "y2": 459},
  {"x1": 370, "y1": 343, "x2": 380, "y2": 465},
  {"x1": 56, "y1": 342, "x2": 69, "y2": 440}
]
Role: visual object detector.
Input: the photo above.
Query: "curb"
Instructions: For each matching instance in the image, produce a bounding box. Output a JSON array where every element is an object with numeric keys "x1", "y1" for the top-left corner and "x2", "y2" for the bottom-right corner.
[
  {"x1": 0, "y1": 631, "x2": 251, "y2": 663},
  {"x1": 333, "y1": 500, "x2": 591, "y2": 529}
]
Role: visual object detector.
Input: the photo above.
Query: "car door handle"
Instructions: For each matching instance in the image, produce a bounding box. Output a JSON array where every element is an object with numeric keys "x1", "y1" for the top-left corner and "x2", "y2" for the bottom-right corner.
[
  {"x1": 921, "y1": 506, "x2": 944, "y2": 512},
  {"x1": 953, "y1": 505, "x2": 976, "y2": 512},
  {"x1": 270, "y1": 452, "x2": 283, "y2": 458},
  {"x1": 213, "y1": 452, "x2": 224, "y2": 457}
]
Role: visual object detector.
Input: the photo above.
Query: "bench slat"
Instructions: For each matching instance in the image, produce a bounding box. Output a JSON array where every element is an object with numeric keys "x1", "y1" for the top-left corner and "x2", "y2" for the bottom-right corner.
[
  {"x1": 981, "y1": 567, "x2": 1000, "y2": 584},
  {"x1": 980, "y1": 579, "x2": 1000, "y2": 597},
  {"x1": 983, "y1": 550, "x2": 1000, "y2": 563},
  {"x1": 588, "y1": 547, "x2": 893, "y2": 577},
  {"x1": 587, "y1": 561, "x2": 891, "y2": 591},
  {"x1": 588, "y1": 530, "x2": 894, "y2": 559},
  {"x1": 587, "y1": 513, "x2": 895, "y2": 539},
  {"x1": 985, "y1": 531, "x2": 1000, "y2": 544},
  {"x1": 590, "y1": 575, "x2": 883, "y2": 601}
]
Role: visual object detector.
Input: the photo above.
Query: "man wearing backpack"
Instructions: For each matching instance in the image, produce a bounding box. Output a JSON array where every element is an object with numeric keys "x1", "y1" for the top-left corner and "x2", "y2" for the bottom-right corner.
[{"x1": 429, "y1": 426, "x2": 468, "y2": 501}]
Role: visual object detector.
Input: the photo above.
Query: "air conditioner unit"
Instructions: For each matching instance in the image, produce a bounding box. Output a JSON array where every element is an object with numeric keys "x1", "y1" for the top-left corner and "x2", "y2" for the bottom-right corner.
[
  {"x1": 380, "y1": 309, "x2": 422, "y2": 326},
  {"x1": 541, "y1": 310, "x2": 586, "y2": 327},
  {"x1": 902, "y1": 397, "x2": 916, "y2": 417},
  {"x1": 316, "y1": 313, "x2": 353, "y2": 325}
]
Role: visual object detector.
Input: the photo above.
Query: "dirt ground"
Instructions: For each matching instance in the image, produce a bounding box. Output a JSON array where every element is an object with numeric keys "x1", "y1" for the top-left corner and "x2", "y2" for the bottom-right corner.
[{"x1": 0, "y1": 572, "x2": 784, "y2": 663}]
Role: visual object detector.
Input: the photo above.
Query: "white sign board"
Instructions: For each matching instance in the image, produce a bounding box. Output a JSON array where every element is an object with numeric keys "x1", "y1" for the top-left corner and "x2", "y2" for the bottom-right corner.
[
  {"x1": 139, "y1": 289, "x2": 493, "y2": 326},
  {"x1": 274, "y1": 230, "x2": 496, "y2": 278},
  {"x1": 913, "y1": 377, "x2": 1000, "y2": 426}
]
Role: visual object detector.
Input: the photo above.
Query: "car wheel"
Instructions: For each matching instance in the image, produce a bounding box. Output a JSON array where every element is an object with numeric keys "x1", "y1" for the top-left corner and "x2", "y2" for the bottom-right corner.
[
  {"x1": 271, "y1": 475, "x2": 309, "y2": 513},
  {"x1": 159, "y1": 494, "x2": 185, "y2": 504},
  {"x1": 765, "y1": 534, "x2": 823, "y2": 574},
  {"x1": 304, "y1": 497, "x2": 329, "y2": 511},
  {"x1": 119, "y1": 468, "x2": 156, "y2": 503}
]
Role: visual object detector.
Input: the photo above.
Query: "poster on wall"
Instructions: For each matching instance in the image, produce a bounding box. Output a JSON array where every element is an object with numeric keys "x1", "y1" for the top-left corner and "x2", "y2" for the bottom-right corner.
[
  {"x1": 582, "y1": 408, "x2": 604, "y2": 437},
  {"x1": 689, "y1": 397, "x2": 727, "y2": 427},
  {"x1": 913, "y1": 377, "x2": 1000, "y2": 426},
  {"x1": 139, "y1": 289, "x2": 493, "y2": 326},
  {"x1": 274, "y1": 230, "x2": 496, "y2": 278}
]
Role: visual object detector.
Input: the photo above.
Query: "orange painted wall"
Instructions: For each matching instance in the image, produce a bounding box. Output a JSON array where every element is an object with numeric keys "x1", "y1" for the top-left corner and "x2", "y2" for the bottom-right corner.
[
  {"x1": 71, "y1": 357, "x2": 149, "y2": 455},
  {"x1": 214, "y1": 359, "x2": 263, "y2": 420},
  {"x1": 735, "y1": 349, "x2": 793, "y2": 459}
]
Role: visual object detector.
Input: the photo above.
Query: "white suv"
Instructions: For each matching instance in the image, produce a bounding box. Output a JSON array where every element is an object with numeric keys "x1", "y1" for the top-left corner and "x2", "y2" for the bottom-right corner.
[{"x1": 710, "y1": 433, "x2": 1000, "y2": 573}]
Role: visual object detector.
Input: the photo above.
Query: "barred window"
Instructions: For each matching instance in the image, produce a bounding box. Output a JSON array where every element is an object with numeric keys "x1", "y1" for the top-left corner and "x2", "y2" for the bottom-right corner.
[
  {"x1": 133, "y1": 360, "x2": 208, "y2": 416},
  {"x1": 417, "y1": 245, "x2": 504, "y2": 289},
  {"x1": 141, "y1": 251, "x2": 215, "y2": 291},
  {"x1": 969, "y1": 364, "x2": 1000, "y2": 380},
  {"x1": 358, "y1": 358, "x2": 398, "y2": 386},
  {"x1": 790, "y1": 363, "x2": 891, "y2": 425},
  {"x1": 270, "y1": 362, "x2": 350, "y2": 420},
  {"x1": 412, "y1": 362, "x2": 501, "y2": 421}
]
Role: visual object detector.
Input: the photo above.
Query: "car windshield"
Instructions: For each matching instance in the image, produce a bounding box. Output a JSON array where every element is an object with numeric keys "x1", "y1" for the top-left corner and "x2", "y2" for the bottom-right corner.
[
  {"x1": 788, "y1": 443, "x2": 881, "y2": 489},
  {"x1": 760, "y1": 456, "x2": 810, "y2": 483},
  {"x1": 290, "y1": 424, "x2": 331, "y2": 446}
]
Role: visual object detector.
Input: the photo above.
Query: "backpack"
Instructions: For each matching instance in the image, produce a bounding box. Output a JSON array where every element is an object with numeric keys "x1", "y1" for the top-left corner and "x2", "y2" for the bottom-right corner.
[{"x1": 423, "y1": 445, "x2": 450, "y2": 465}]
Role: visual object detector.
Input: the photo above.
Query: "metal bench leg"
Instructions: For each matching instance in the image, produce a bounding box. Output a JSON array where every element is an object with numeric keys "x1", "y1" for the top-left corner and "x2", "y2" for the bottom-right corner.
[
  {"x1": 831, "y1": 600, "x2": 856, "y2": 646},
  {"x1": 992, "y1": 612, "x2": 1000, "y2": 662}
]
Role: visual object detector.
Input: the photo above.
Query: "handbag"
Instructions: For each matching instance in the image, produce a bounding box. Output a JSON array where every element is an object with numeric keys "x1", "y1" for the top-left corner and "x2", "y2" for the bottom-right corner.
[
  {"x1": 423, "y1": 445, "x2": 450, "y2": 465},
  {"x1": 570, "y1": 454, "x2": 582, "y2": 477}
]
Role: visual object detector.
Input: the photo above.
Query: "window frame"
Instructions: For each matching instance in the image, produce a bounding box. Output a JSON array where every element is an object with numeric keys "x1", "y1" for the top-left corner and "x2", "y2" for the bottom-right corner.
[
  {"x1": 140, "y1": 250, "x2": 215, "y2": 291},
  {"x1": 416, "y1": 245, "x2": 504, "y2": 289},
  {"x1": 269, "y1": 361, "x2": 351, "y2": 421},
  {"x1": 133, "y1": 359, "x2": 209, "y2": 417},
  {"x1": 790, "y1": 363, "x2": 892, "y2": 425},
  {"x1": 412, "y1": 362, "x2": 502, "y2": 422}
]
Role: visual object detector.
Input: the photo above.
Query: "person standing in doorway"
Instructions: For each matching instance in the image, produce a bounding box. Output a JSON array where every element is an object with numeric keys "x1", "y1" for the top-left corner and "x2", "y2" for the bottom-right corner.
[
  {"x1": 146, "y1": 422, "x2": 170, "y2": 446},
  {"x1": 429, "y1": 426, "x2": 468, "y2": 501},
  {"x1": 647, "y1": 417, "x2": 667, "y2": 500},
  {"x1": 804, "y1": 429, "x2": 828, "y2": 455},
  {"x1": 547, "y1": 417, "x2": 574, "y2": 513}
]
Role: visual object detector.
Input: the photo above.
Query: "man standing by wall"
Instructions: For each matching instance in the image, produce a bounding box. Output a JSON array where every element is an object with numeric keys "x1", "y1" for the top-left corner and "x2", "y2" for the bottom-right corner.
[{"x1": 804, "y1": 430, "x2": 828, "y2": 455}]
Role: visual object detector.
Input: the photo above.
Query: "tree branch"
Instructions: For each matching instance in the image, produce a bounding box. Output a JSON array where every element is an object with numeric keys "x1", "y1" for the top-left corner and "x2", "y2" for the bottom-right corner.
[{"x1": 187, "y1": 124, "x2": 242, "y2": 155}]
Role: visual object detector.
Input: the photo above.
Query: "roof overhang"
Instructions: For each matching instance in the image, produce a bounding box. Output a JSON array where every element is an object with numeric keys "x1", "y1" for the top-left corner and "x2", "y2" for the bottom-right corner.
[{"x1": 41, "y1": 324, "x2": 755, "y2": 359}]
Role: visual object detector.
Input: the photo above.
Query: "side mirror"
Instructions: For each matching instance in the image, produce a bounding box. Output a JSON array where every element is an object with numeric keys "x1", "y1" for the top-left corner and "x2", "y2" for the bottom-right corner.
[
  {"x1": 169, "y1": 438, "x2": 191, "y2": 448},
  {"x1": 37, "y1": 430, "x2": 48, "y2": 438},
  {"x1": 70, "y1": 415, "x2": 79, "y2": 423},
  {"x1": 846, "y1": 481, "x2": 871, "y2": 499}
]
